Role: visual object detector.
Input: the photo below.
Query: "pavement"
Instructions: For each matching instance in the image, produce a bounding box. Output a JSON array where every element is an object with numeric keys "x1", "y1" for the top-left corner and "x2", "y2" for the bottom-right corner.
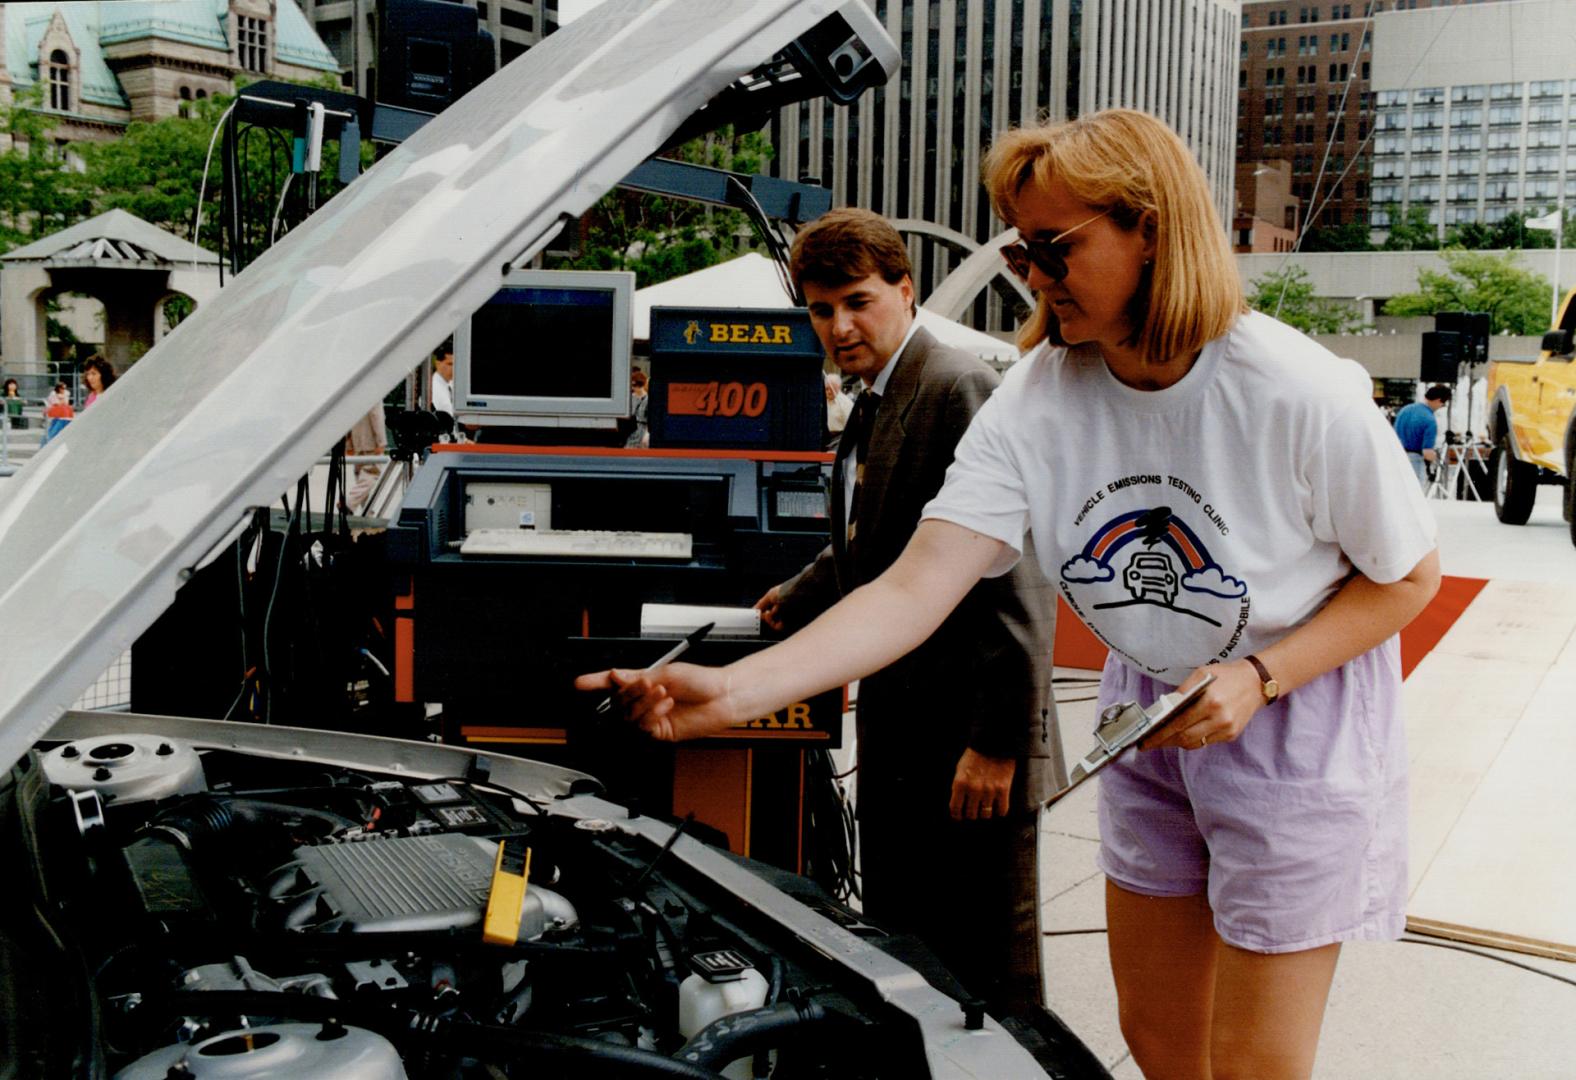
[{"x1": 1039, "y1": 483, "x2": 1576, "y2": 1079}]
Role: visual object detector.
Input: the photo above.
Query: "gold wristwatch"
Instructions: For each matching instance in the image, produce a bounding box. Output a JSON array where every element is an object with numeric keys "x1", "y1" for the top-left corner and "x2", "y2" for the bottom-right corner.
[{"x1": 1244, "y1": 654, "x2": 1280, "y2": 704}]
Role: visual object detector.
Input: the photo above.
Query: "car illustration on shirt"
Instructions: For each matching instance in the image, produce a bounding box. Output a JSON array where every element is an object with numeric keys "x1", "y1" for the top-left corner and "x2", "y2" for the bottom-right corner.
[{"x1": 1124, "y1": 552, "x2": 1179, "y2": 606}]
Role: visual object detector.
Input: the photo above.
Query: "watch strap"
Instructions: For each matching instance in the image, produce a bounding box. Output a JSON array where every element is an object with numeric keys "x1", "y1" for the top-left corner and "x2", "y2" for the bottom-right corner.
[{"x1": 1244, "y1": 654, "x2": 1279, "y2": 702}]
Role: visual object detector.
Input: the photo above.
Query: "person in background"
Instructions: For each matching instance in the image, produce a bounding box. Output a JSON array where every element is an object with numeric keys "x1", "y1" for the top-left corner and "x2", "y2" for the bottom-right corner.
[
  {"x1": 82, "y1": 356, "x2": 116, "y2": 408},
  {"x1": 823, "y1": 370, "x2": 853, "y2": 452},
  {"x1": 583, "y1": 110, "x2": 1440, "y2": 1079},
  {"x1": 3, "y1": 378, "x2": 23, "y2": 429},
  {"x1": 625, "y1": 369, "x2": 650, "y2": 449},
  {"x1": 345, "y1": 402, "x2": 388, "y2": 514},
  {"x1": 430, "y1": 342, "x2": 455, "y2": 419},
  {"x1": 40, "y1": 381, "x2": 75, "y2": 445},
  {"x1": 1393, "y1": 385, "x2": 1451, "y2": 492}
]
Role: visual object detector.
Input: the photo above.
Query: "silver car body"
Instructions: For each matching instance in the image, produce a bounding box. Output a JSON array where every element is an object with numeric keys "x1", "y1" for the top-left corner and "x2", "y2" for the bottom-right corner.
[{"x1": 0, "y1": 2, "x2": 1054, "y2": 1074}]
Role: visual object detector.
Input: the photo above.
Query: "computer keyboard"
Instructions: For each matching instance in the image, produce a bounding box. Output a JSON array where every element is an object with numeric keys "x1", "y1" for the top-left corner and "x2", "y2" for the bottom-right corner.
[{"x1": 461, "y1": 528, "x2": 694, "y2": 560}]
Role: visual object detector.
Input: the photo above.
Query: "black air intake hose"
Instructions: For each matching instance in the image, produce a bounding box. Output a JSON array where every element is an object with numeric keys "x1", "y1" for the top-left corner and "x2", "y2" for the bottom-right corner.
[
  {"x1": 672, "y1": 1000, "x2": 828, "y2": 1071},
  {"x1": 147, "y1": 797, "x2": 359, "y2": 851}
]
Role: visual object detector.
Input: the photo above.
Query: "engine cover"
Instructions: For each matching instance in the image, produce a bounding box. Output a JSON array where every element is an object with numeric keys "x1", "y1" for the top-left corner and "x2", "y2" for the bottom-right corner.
[{"x1": 263, "y1": 833, "x2": 577, "y2": 938}]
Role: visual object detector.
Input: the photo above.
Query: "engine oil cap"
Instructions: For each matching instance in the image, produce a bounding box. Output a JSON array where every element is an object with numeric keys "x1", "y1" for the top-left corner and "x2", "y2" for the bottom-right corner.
[{"x1": 690, "y1": 948, "x2": 753, "y2": 983}]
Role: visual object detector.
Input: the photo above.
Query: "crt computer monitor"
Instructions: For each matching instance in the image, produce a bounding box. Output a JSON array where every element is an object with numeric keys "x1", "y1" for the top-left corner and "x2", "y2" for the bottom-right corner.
[{"x1": 454, "y1": 269, "x2": 635, "y2": 428}]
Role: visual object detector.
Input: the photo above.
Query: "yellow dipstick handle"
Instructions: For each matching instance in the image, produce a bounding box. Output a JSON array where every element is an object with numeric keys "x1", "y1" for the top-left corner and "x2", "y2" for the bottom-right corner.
[{"x1": 482, "y1": 839, "x2": 531, "y2": 945}]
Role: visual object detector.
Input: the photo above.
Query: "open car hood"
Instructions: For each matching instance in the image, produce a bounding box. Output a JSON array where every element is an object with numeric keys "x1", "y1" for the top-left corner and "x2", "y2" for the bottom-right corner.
[{"x1": 0, "y1": 0, "x2": 851, "y2": 775}]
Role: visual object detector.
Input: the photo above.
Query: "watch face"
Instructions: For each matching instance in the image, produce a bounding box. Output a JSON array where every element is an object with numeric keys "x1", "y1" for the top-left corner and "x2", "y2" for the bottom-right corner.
[{"x1": 1264, "y1": 679, "x2": 1280, "y2": 700}]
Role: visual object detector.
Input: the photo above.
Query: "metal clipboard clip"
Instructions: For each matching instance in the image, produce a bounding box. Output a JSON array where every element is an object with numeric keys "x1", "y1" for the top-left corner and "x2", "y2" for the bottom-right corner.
[{"x1": 1046, "y1": 673, "x2": 1216, "y2": 806}]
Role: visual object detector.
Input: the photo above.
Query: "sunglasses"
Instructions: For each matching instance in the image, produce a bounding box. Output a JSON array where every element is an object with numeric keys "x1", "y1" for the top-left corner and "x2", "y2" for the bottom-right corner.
[{"x1": 1000, "y1": 211, "x2": 1109, "y2": 283}]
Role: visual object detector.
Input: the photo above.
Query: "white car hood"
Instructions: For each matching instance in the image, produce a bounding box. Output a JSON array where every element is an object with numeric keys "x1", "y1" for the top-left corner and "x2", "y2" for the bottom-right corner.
[{"x1": 0, "y1": 0, "x2": 850, "y2": 774}]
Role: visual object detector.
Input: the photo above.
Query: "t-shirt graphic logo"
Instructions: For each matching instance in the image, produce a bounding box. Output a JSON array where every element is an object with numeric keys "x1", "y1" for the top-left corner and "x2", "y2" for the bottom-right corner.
[{"x1": 1061, "y1": 507, "x2": 1247, "y2": 632}]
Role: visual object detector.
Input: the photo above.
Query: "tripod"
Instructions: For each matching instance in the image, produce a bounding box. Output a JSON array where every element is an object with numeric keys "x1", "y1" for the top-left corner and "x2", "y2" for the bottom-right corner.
[{"x1": 1426, "y1": 437, "x2": 1490, "y2": 502}]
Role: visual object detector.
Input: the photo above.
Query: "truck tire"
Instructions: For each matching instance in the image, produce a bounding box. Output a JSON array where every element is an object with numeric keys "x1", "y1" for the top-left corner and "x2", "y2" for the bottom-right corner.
[{"x1": 1492, "y1": 435, "x2": 1537, "y2": 525}]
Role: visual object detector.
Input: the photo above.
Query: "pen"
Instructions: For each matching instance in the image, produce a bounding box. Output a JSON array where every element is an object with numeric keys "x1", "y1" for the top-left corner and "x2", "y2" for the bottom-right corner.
[{"x1": 595, "y1": 622, "x2": 714, "y2": 715}]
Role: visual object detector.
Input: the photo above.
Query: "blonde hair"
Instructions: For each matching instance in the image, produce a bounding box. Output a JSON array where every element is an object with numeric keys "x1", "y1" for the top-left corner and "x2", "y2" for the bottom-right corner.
[{"x1": 983, "y1": 109, "x2": 1244, "y2": 362}]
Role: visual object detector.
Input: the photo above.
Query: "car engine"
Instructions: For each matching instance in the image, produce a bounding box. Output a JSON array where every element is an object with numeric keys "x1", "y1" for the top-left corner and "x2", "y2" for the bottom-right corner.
[{"x1": 7, "y1": 732, "x2": 956, "y2": 1079}]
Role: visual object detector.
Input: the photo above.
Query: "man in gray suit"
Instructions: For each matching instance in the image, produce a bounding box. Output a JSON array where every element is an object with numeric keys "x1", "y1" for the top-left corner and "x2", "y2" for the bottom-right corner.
[{"x1": 755, "y1": 208, "x2": 1061, "y2": 1017}]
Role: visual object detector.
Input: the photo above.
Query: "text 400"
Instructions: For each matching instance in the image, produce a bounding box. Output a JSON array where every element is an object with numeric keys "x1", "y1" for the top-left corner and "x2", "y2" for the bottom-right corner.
[{"x1": 692, "y1": 381, "x2": 768, "y2": 418}]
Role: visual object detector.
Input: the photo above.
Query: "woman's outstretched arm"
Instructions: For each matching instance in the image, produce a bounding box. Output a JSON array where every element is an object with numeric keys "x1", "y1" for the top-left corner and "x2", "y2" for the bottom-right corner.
[{"x1": 574, "y1": 520, "x2": 1008, "y2": 741}]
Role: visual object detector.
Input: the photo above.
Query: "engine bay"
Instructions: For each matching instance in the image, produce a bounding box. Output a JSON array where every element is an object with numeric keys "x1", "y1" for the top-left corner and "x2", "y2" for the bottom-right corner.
[{"x1": 5, "y1": 732, "x2": 944, "y2": 1079}]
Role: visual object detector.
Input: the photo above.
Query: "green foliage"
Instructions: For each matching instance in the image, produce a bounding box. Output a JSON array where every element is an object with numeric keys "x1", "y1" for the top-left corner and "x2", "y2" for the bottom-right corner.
[
  {"x1": 1299, "y1": 221, "x2": 1373, "y2": 253},
  {"x1": 0, "y1": 87, "x2": 94, "y2": 254},
  {"x1": 550, "y1": 127, "x2": 776, "y2": 288},
  {"x1": 3, "y1": 77, "x2": 374, "y2": 265},
  {"x1": 1380, "y1": 204, "x2": 1440, "y2": 251},
  {"x1": 72, "y1": 95, "x2": 230, "y2": 244},
  {"x1": 163, "y1": 294, "x2": 195, "y2": 332},
  {"x1": 1382, "y1": 250, "x2": 1552, "y2": 334},
  {"x1": 1442, "y1": 208, "x2": 1576, "y2": 250},
  {"x1": 1246, "y1": 265, "x2": 1365, "y2": 334}
]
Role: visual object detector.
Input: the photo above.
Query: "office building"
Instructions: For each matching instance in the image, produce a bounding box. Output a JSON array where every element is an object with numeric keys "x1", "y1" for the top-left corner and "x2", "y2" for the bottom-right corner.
[
  {"x1": 767, "y1": 0, "x2": 1240, "y2": 328},
  {"x1": 1236, "y1": 0, "x2": 1374, "y2": 239},
  {"x1": 1367, "y1": 0, "x2": 1570, "y2": 235}
]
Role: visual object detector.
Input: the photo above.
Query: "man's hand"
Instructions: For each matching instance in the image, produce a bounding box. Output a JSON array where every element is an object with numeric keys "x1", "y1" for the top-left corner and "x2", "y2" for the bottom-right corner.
[
  {"x1": 1422, "y1": 448, "x2": 1437, "y2": 464},
  {"x1": 949, "y1": 748, "x2": 1015, "y2": 821},
  {"x1": 573, "y1": 662, "x2": 737, "y2": 742},
  {"x1": 1137, "y1": 660, "x2": 1265, "y2": 752},
  {"x1": 754, "y1": 585, "x2": 785, "y2": 632}
]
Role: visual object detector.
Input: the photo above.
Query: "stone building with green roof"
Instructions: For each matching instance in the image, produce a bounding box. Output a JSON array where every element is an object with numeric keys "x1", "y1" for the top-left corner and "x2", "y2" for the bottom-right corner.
[{"x1": 0, "y1": 0, "x2": 338, "y2": 146}]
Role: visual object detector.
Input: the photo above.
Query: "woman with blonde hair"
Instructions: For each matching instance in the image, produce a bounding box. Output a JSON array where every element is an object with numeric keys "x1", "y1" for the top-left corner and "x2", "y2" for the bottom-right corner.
[{"x1": 579, "y1": 110, "x2": 1438, "y2": 1078}]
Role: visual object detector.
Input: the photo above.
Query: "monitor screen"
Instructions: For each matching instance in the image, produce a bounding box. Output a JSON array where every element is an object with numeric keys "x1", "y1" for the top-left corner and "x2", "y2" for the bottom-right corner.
[{"x1": 455, "y1": 269, "x2": 634, "y2": 427}]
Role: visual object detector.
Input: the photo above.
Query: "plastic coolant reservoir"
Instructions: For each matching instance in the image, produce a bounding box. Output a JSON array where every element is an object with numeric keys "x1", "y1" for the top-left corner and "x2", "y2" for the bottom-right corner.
[{"x1": 678, "y1": 949, "x2": 770, "y2": 1080}]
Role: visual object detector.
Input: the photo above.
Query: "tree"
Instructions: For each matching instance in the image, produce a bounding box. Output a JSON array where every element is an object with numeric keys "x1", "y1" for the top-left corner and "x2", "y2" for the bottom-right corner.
[
  {"x1": 550, "y1": 126, "x2": 777, "y2": 289},
  {"x1": 1382, "y1": 250, "x2": 1552, "y2": 334},
  {"x1": 0, "y1": 87, "x2": 94, "y2": 254},
  {"x1": 1247, "y1": 265, "x2": 1365, "y2": 334},
  {"x1": 1300, "y1": 220, "x2": 1373, "y2": 253},
  {"x1": 1380, "y1": 203, "x2": 1440, "y2": 251}
]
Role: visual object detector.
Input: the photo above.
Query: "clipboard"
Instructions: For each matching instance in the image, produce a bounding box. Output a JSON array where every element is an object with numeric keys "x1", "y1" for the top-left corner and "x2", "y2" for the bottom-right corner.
[{"x1": 1046, "y1": 673, "x2": 1215, "y2": 806}]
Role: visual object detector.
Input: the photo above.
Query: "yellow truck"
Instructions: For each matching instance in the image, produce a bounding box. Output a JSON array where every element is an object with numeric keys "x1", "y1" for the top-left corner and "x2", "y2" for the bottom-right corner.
[{"x1": 1487, "y1": 287, "x2": 1576, "y2": 538}]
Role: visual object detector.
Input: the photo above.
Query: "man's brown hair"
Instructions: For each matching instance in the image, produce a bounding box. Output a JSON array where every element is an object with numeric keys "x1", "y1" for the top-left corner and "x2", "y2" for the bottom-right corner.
[{"x1": 789, "y1": 207, "x2": 912, "y2": 292}]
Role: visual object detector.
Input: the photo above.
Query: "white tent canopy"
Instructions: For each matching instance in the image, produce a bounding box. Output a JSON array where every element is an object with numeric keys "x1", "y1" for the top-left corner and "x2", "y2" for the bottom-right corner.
[{"x1": 633, "y1": 252, "x2": 1019, "y2": 363}]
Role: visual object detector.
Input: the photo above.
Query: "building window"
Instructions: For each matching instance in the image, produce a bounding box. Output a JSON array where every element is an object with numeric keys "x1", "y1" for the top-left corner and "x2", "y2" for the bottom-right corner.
[
  {"x1": 501, "y1": 7, "x2": 534, "y2": 31},
  {"x1": 47, "y1": 50, "x2": 70, "y2": 111},
  {"x1": 237, "y1": 15, "x2": 268, "y2": 73},
  {"x1": 178, "y1": 86, "x2": 192, "y2": 119}
]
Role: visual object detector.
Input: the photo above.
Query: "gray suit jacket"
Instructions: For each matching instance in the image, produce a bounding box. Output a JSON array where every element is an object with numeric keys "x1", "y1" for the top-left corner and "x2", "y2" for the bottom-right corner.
[{"x1": 776, "y1": 328, "x2": 1063, "y2": 813}]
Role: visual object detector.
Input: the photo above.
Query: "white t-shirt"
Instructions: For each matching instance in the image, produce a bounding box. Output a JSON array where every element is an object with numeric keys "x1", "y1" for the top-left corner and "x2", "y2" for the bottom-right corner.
[
  {"x1": 431, "y1": 371, "x2": 454, "y2": 416},
  {"x1": 922, "y1": 311, "x2": 1437, "y2": 682}
]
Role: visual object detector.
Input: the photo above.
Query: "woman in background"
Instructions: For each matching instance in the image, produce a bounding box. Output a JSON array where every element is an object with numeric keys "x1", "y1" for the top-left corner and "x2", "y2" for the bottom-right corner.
[{"x1": 82, "y1": 356, "x2": 116, "y2": 408}]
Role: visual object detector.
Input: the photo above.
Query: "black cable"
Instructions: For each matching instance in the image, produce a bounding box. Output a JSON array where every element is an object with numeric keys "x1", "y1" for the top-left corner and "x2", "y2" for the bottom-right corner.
[
  {"x1": 632, "y1": 812, "x2": 694, "y2": 892},
  {"x1": 1399, "y1": 935, "x2": 1576, "y2": 990},
  {"x1": 261, "y1": 483, "x2": 305, "y2": 724},
  {"x1": 1039, "y1": 927, "x2": 1576, "y2": 990}
]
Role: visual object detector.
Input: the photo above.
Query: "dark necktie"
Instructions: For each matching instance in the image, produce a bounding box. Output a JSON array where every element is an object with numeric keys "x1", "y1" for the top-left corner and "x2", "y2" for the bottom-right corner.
[{"x1": 845, "y1": 390, "x2": 879, "y2": 551}]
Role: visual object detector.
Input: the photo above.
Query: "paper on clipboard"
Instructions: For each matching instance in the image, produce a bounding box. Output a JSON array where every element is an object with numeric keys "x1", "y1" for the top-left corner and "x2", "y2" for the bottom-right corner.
[{"x1": 1046, "y1": 673, "x2": 1215, "y2": 806}]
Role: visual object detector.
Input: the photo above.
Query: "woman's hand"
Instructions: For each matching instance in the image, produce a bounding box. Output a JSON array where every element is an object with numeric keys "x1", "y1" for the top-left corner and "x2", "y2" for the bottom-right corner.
[
  {"x1": 1138, "y1": 660, "x2": 1267, "y2": 752},
  {"x1": 573, "y1": 662, "x2": 737, "y2": 742}
]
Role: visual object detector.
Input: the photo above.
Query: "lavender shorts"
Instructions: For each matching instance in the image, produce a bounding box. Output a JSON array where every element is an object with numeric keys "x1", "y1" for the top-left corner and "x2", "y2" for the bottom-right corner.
[{"x1": 1095, "y1": 639, "x2": 1410, "y2": 954}]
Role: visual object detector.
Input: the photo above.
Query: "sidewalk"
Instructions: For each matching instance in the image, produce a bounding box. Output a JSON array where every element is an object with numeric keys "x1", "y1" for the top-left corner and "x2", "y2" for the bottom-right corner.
[{"x1": 1040, "y1": 485, "x2": 1576, "y2": 1078}]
